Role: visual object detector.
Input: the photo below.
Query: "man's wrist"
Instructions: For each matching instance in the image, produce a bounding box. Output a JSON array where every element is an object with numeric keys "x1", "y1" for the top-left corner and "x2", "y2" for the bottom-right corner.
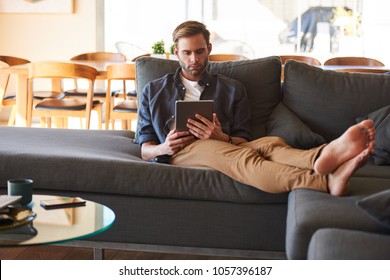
[{"x1": 226, "y1": 134, "x2": 233, "y2": 144}]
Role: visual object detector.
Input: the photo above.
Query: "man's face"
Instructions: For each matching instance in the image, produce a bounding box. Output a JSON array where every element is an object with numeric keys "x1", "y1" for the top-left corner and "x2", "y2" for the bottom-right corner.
[{"x1": 174, "y1": 33, "x2": 212, "y2": 81}]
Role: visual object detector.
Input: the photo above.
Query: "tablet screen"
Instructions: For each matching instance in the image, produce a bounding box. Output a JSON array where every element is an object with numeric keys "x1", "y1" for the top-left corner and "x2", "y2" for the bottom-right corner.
[{"x1": 175, "y1": 100, "x2": 214, "y2": 131}]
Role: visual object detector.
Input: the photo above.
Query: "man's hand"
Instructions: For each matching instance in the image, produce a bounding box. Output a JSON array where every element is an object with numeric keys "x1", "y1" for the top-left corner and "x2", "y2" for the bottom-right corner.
[
  {"x1": 187, "y1": 113, "x2": 229, "y2": 142},
  {"x1": 162, "y1": 130, "x2": 195, "y2": 155},
  {"x1": 141, "y1": 130, "x2": 195, "y2": 160}
]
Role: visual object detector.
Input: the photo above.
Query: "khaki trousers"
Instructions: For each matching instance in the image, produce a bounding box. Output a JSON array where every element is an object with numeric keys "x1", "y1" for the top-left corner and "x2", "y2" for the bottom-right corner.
[{"x1": 171, "y1": 136, "x2": 328, "y2": 193}]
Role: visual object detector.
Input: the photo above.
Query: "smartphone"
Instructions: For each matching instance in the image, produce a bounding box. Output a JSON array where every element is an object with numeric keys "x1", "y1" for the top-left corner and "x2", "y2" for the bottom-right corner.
[{"x1": 40, "y1": 197, "x2": 86, "y2": 209}]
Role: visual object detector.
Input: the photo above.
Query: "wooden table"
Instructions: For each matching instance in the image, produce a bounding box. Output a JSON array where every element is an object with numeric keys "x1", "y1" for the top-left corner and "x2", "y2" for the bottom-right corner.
[{"x1": 0, "y1": 60, "x2": 128, "y2": 126}]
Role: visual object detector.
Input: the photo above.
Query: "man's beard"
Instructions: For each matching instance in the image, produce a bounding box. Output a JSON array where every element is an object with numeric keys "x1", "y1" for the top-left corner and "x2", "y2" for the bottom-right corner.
[{"x1": 179, "y1": 58, "x2": 208, "y2": 78}]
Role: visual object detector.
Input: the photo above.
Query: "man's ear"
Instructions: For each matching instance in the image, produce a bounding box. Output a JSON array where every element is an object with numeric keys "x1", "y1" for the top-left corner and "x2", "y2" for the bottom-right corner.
[
  {"x1": 208, "y1": 43, "x2": 212, "y2": 54},
  {"x1": 174, "y1": 46, "x2": 179, "y2": 56}
]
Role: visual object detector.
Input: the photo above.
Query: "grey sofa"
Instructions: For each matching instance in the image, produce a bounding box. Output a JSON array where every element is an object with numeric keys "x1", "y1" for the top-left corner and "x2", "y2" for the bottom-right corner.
[{"x1": 0, "y1": 57, "x2": 389, "y2": 259}]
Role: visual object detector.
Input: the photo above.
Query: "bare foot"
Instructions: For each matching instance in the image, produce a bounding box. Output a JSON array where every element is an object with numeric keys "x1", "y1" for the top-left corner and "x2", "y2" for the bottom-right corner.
[
  {"x1": 314, "y1": 119, "x2": 375, "y2": 175},
  {"x1": 327, "y1": 148, "x2": 372, "y2": 196}
]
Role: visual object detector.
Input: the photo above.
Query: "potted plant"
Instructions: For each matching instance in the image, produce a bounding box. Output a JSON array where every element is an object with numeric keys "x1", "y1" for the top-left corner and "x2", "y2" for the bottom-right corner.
[
  {"x1": 169, "y1": 43, "x2": 178, "y2": 60},
  {"x1": 151, "y1": 40, "x2": 166, "y2": 58}
]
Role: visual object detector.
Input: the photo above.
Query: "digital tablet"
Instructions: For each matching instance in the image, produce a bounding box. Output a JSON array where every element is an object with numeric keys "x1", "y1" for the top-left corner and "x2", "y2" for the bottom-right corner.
[{"x1": 175, "y1": 100, "x2": 214, "y2": 131}]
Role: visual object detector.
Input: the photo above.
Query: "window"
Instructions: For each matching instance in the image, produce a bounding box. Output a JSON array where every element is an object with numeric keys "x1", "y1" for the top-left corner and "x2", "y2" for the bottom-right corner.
[{"x1": 105, "y1": 0, "x2": 390, "y2": 65}]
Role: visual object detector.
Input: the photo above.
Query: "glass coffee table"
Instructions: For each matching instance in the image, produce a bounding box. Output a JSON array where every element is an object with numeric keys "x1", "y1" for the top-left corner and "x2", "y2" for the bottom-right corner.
[{"x1": 0, "y1": 195, "x2": 115, "y2": 246}]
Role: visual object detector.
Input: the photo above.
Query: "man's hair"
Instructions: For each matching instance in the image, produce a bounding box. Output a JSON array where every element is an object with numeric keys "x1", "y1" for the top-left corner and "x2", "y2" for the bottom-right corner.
[{"x1": 172, "y1": 20, "x2": 210, "y2": 48}]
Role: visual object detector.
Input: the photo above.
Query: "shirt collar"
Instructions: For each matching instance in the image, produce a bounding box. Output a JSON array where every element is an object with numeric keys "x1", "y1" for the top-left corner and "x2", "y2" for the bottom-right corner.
[{"x1": 174, "y1": 67, "x2": 212, "y2": 88}]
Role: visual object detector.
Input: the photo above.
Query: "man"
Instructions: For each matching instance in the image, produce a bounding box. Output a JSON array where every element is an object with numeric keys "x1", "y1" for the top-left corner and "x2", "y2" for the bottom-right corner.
[{"x1": 137, "y1": 20, "x2": 375, "y2": 196}]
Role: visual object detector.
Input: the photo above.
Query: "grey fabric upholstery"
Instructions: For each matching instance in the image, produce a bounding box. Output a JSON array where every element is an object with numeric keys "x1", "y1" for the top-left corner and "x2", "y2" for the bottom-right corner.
[
  {"x1": 0, "y1": 126, "x2": 287, "y2": 205},
  {"x1": 0, "y1": 125, "x2": 288, "y2": 256},
  {"x1": 283, "y1": 60, "x2": 390, "y2": 141},
  {"x1": 0, "y1": 56, "x2": 290, "y2": 257},
  {"x1": 265, "y1": 102, "x2": 326, "y2": 149},
  {"x1": 136, "y1": 56, "x2": 282, "y2": 140},
  {"x1": 308, "y1": 228, "x2": 390, "y2": 260},
  {"x1": 286, "y1": 186, "x2": 390, "y2": 260},
  {"x1": 2, "y1": 56, "x2": 390, "y2": 259}
]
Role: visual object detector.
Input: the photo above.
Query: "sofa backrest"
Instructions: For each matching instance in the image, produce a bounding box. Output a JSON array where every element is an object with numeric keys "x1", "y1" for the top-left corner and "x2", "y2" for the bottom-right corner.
[
  {"x1": 135, "y1": 56, "x2": 282, "y2": 140},
  {"x1": 283, "y1": 60, "x2": 390, "y2": 141}
]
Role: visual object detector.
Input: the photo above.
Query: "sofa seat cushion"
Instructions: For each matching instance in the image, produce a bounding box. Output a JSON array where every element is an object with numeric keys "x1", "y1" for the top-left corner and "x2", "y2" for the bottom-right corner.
[
  {"x1": 136, "y1": 56, "x2": 282, "y2": 140},
  {"x1": 286, "y1": 187, "x2": 390, "y2": 259},
  {"x1": 308, "y1": 228, "x2": 390, "y2": 260},
  {"x1": 356, "y1": 189, "x2": 390, "y2": 229},
  {"x1": 0, "y1": 126, "x2": 287, "y2": 205},
  {"x1": 283, "y1": 60, "x2": 390, "y2": 142}
]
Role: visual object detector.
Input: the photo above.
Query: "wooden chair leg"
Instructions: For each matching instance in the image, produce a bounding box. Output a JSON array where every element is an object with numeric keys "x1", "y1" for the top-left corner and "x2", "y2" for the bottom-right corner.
[
  {"x1": 97, "y1": 109, "x2": 102, "y2": 130},
  {"x1": 121, "y1": 120, "x2": 127, "y2": 130},
  {"x1": 7, "y1": 106, "x2": 16, "y2": 126},
  {"x1": 127, "y1": 120, "x2": 131, "y2": 131},
  {"x1": 63, "y1": 117, "x2": 68, "y2": 129},
  {"x1": 40, "y1": 117, "x2": 47, "y2": 128}
]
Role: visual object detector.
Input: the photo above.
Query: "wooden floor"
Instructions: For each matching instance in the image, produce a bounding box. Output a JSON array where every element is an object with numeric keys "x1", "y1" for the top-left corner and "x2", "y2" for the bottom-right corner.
[{"x1": 0, "y1": 245, "x2": 252, "y2": 260}]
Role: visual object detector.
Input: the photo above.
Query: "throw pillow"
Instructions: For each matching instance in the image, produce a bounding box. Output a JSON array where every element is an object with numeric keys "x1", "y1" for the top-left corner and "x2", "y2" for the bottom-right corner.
[
  {"x1": 266, "y1": 102, "x2": 326, "y2": 149},
  {"x1": 356, "y1": 189, "x2": 390, "y2": 229},
  {"x1": 283, "y1": 60, "x2": 390, "y2": 142},
  {"x1": 356, "y1": 105, "x2": 390, "y2": 165}
]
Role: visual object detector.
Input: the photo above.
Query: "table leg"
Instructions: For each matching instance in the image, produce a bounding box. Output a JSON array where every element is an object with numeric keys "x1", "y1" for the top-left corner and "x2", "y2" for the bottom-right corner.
[
  {"x1": 15, "y1": 73, "x2": 28, "y2": 127},
  {"x1": 93, "y1": 247, "x2": 104, "y2": 260}
]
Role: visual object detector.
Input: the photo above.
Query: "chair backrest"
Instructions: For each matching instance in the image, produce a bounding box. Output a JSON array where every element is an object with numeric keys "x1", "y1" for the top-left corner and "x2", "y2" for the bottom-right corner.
[
  {"x1": 1, "y1": 57, "x2": 29, "y2": 107},
  {"x1": 0, "y1": 55, "x2": 30, "y2": 66},
  {"x1": 115, "y1": 41, "x2": 149, "y2": 61},
  {"x1": 28, "y1": 62, "x2": 98, "y2": 80},
  {"x1": 208, "y1": 54, "x2": 249, "y2": 62},
  {"x1": 27, "y1": 62, "x2": 99, "y2": 127},
  {"x1": 324, "y1": 56, "x2": 385, "y2": 66},
  {"x1": 280, "y1": 55, "x2": 322, "y2": 66},
  {"x1": 70, "y1": 52, "x2": 126, "y2": 62},
  {"x1": 333, "y1": 68, "x2": 390, "y2": 74},
  {"x1": 106, "y1": 63, "x2": 136, "y2": 81},
  {"x1": 0, "y1": 61, "x2": 10, "y2": 104},
  {"x1": 130, "y1": 53, "x2": 151, "y2": 62},
  {"x1": 0, "y1": 61, "x2": 9, "y2": 68},
  {"x1": 106, "y1": 63, "x2": 136, "y2": 100}
]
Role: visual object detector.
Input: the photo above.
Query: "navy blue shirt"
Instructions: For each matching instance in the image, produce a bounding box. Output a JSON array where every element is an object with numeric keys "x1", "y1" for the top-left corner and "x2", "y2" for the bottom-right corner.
[{"x1": 137, "y1": 68, "x2": 252, "y2": 146}]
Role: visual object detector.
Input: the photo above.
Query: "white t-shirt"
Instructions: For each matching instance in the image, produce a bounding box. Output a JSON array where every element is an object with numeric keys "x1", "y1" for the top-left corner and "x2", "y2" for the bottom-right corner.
[{"x1": 181, "y1": 75, "x2": 205, "y2": 100}]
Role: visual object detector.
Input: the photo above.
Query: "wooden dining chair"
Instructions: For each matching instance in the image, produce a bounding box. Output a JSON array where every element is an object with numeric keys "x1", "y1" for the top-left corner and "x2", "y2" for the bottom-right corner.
[
  {"x1": 105, "y1": 63, "x2": 138, "y2": 131},
  {"x1": 279, "y1": 55, "x2": 322, "y2": 81},
  {"x1": 324, "y1": 56, "x2": 385, "y2": 66},
  {"x1": 27, "y1": 62, "x2": 99, "y2": 129},
  {"x1": 279, "y1": 55, "x2": 322, "y2": 66},
  {"x1": 66, "y1": 51, "x2": 126, "y2": 97},
  {"x1": 130, "y1": 53, "x2": 151, "y2": 62},
  {"x1": 332, "y1": 68, "x2": 390, "y2": 74},
  {"x1": 0, "y1": 56, "x2": 32, "y2": 125},
  {"x1": 0, "y1": 61, "x2": 10, "y2": 122},
  {"x1": 208, "y1": 54, "x2": 249, "y2": 61},
  {"x1": 64, "y1": 51, "x2": 126, "y2": 128},
  {"x1": 115, "y1": 41, "x2": 151, "y2": 62}
]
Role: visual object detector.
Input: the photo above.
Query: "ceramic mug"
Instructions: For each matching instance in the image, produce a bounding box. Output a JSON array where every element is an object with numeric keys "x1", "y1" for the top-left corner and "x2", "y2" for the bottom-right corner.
[{"x1": 7, "y1": 178, "x2": 33, "y2": 205}]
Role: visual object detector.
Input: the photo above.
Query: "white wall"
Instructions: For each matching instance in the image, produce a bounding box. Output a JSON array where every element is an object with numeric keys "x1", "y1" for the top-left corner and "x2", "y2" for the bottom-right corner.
[
  {"x1": 0, "y1": 0, "x2": 104, "y2": 121},
  {"x1": 0, "y1": 0, "x2": 103, "y2": 61}
]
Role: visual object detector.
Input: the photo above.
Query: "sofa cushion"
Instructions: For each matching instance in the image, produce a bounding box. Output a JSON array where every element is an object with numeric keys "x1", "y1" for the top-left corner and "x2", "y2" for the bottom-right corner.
[
  {"x1": 283, "y1": 60, "x2": 390, "y2": 142},
  {"x1": 266, "y1": 102, "x2": 326, "y2": 149},
  {"x1": 356, "y1": 189, "x2": 390, "y2": 229},
  {"x1": 357, "y1": 105, "x2": 390, "y2": 165},
  {"x1": 308, "y1": 228, "x2": 390, "y2": 260},
  {"x1": 136, "y1": 56, "x2": 282, "y2": 141},
  {"x1": 0, "y1": 126, "x2": 288, "y2": 205},
  {"x1": 286, "y1": 187, "x2": 390, "y2": 259}
]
